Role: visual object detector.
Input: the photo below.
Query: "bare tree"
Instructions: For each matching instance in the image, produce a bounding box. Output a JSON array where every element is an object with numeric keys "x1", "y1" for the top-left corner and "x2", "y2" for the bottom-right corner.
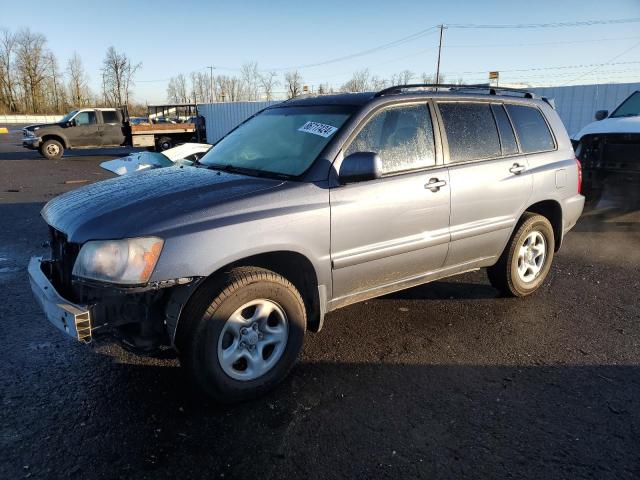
[
  {"x1": 44, "y1": 52, "x2": 64, "y2": 112},
  {"x1": 66, "y1": 52, "x2": 90, "y2": 107},
  {"x1": 389, "y1": 70, "x2": 414, "y2": 86},
  {"x1": 260, "y1": 71, "x2": 279, "y2": 101},
  {"x1": 0, "y1": 29, "x2": 18, "y2": 112},
  {"x1": 15, "y1": 29, "x2": 48, "y2": 112},
  {"x1": 240, "y1": 62, "x2": 260, "y2": 101},
  {"x1": 101, "y1": 46, "x2": 141, "y2": 107},
  {"x1": 284, "y1": 70, "x2": 303, "y2": 99},
  {"x1": 190, "y1": 71, "x2": 212, "y2": 103},
  {"x1": 340, "y1": 69, "x2": 373, "y2": 92},
  {"x1": 166, "y1": 74, "x2": 189, "y2": 103},
  {"x1": 214, "y1": 75, "x2": 244, "y2": 102}
]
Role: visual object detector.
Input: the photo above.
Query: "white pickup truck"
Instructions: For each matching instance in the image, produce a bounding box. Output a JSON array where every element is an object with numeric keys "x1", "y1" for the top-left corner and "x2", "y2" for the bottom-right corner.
[{"x1": 572, "y1": 90, "x2": 640, "y2": 204}]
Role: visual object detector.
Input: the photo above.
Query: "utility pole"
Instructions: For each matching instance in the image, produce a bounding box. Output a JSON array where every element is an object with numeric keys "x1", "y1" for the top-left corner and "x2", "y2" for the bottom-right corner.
[
  {"x1": 207, "y1": 66, "x2": 215, "y2": 103},
  {"x1": 435, "y1": 24, "x2": 445, "y2": 87}
]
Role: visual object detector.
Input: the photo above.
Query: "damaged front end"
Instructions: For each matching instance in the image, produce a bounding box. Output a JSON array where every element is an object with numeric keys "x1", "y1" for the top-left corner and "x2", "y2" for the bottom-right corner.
[
  {"x1": 29, "y1": 226, "x2": 203, "y2": 352},
  {"x1": 575, "y1": 133, "x2": 640, "y2": 207}
]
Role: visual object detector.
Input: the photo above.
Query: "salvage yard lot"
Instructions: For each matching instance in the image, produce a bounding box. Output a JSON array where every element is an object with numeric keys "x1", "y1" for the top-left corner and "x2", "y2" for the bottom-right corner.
[{"x1": 1, "y1": 130, "x2": 639, "y2": 479}]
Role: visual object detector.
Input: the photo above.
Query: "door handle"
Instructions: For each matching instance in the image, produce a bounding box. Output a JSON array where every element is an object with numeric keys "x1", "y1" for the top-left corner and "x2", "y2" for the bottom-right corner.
[
  {"x1": 425, "y1": 178, "x2": 447, "y2": 192},
  {"x1": 509, "y1": 163, "x2": 526, "y2": 175}
]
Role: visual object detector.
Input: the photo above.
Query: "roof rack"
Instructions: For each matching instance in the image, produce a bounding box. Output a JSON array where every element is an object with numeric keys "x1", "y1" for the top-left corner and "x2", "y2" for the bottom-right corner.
[{"x1": 374, "y1": 83, "x2": 536, "y2": 99}]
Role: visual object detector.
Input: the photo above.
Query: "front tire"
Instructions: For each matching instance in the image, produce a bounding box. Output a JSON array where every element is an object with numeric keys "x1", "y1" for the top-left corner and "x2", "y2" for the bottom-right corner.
[
  {"x1": 487, "y1": 213, "x2": 555, "y2": 297},
  {"x1": 39, "y1": 139, "x2": 64, "y2": 160},
  {"x1": 177, "y1": 267, "x2": 306, "y2": 403}
]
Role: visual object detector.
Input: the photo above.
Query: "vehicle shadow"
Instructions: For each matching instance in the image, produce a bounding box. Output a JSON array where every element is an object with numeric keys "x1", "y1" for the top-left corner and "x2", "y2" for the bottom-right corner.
[
  {"x1": 383, "y1": 279, "x2": 498, "y2": 301},
  {"x1": 5, "y1": 358, "x2": 637, "y2": 480}
]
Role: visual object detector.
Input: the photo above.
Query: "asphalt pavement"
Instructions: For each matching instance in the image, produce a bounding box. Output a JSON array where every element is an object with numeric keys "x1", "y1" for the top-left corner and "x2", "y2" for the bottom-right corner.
[{"x1": 1, "y1": 126, "x2": 639, "y2": 479}]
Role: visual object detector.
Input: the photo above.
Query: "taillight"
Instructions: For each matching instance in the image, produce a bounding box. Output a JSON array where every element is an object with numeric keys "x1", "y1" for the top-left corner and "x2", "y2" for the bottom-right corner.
[{"x1": 575, "y1": 157, "x2": 582, "y2": 194}]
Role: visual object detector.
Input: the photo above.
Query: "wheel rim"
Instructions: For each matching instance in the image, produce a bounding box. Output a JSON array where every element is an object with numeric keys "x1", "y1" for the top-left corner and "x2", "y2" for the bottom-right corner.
[
  {"x1": 516, "y1": 230, "x2": 547, "y2": 283},
  {"x1": 161, "y1": 141, "x2": 171, "y2": 150},
  {"x1": 217, "y1": 299, "x2": 289, "y2": 381},
  {"x1": 46, "y1": 144, "x2": 59, "y2": 156}
]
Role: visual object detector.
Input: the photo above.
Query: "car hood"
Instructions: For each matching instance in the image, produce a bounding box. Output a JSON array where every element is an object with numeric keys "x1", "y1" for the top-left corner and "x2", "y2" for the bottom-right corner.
[
  {"x1": 24, "y1": 122, "x2": 60, "y2": 131},
  {"x1": 573, "y1": 116, "x2": 640, "y2": 140},
  {"x1": 100, "y1": 151, "x2": 178, "y2": 175},
  {"x1": 42, "y1": 166, "x2": 284, "y2": 243}
]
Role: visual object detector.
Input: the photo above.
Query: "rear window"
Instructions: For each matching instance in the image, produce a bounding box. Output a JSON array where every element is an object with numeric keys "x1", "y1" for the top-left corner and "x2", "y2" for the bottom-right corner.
[
  {"x1": 439, "y1": 102, "x2": 501, "y2": 162},
  {"x1": 505, "y1": 104, "x2": 555, "y2": 153},
  {"x1": 102, "y1": 110, "x2": 119, "y2": 123}
]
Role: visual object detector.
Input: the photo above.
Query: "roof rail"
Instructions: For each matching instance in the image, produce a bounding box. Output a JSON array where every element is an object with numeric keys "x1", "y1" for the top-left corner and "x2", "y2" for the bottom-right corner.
[{"x1": 374, "y1": 83, "x2": 536, "y2": 99}]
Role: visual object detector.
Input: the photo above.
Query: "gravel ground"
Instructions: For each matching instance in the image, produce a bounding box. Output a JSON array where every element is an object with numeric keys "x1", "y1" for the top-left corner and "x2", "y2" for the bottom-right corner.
[{"x1": 1, "y1": 127, "x2": 639, "y2": 479}]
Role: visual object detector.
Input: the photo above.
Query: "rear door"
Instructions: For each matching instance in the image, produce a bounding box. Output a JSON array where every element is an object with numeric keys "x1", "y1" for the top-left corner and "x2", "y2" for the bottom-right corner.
[
  {"x1": 437, "y1": 101, "x2": 532, "y2": 266},
  {"x1": 67, "y1": 110, "x2": 101, "y2": 147},
  {"x1": 330, "y1": 102, "x2": 450, "y2": 301},
  {"x1": 99, "y1": 110, "x2": 126, "y2": 146}
]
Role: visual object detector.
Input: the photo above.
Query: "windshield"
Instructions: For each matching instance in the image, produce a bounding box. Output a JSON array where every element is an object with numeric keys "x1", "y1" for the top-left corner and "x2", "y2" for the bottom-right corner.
[
  {"x1": 610, "y1": 92, "x2": 640, "y2": 118},
  {"x1": 199, "y1": 105, "x2": 354, "y2": 177},
  {"x1": 60, "y1": 110, "x2": 79, "y2": 123}
]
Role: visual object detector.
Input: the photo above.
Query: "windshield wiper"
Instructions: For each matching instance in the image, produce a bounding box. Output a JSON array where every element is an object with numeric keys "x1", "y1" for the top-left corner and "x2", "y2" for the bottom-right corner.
[
  {"x1": 205, "y1": 163, "x2": 292, "y2": 180},
  {"x1": 612, "y1": 113, "x2": 639, "y2": 118}
]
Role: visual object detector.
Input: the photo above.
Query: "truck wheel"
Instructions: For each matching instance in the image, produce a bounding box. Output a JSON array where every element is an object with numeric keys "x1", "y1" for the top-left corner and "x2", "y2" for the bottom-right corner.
[
  {"x1": 157, "y1": 137, "x2": 173, "y2": 151},
  {"x1": 177, "y1": 267, "x2": 306, "y2": 403},
  {"x1": 40, "y1": 139, "x2": 64, "y2": 160},
  {"x1": 487, "y1": 213, "x2": 555, "y2": 297}
]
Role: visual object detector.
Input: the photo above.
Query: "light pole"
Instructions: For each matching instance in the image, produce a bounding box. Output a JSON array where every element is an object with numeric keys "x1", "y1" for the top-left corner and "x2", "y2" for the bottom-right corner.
[
  {"x1": 435, "y1": 24, "x2": 446, "y2": 87},
  {"x1": 207, "y1": 66, "x2": 215, "y2": 102}
]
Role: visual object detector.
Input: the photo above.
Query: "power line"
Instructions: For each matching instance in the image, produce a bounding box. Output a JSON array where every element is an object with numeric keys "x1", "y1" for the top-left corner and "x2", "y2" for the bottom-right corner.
[
  {"x1": 566, "y1": 40, "x2": 640, "y2": 84},
  {"x1": 448, "y1": 18, "x2": 640, "y2": 29},
  {"x1": 263, "y1": 26, "x2": 439, "y2": 71},
  {"x1": 444, "y1": 35, "x2": 640, "y2": 48},
  {"x1": 445, "y1": 60, "x2": 640, "y2": 75}
]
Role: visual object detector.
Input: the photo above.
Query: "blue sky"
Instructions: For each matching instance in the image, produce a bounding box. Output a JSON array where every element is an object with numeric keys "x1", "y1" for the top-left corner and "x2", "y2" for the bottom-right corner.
[{"x1": 2, "y1": 0, "x2": 640, "y2": 103}]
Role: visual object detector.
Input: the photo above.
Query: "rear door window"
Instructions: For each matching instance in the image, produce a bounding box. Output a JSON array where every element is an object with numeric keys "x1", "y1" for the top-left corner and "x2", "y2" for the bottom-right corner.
[
  {"x1": 491, "y1": 104, "x2": 519, "y2": 156},
  {"x1": 345, "y1": 103, "x2": 436, "y2": 174},
  {"x1": 438, "y1": 102, "x2": 501, "y2": 162},
  {"x1": 505, "y1": 104, "x2": 555, "y2": 153},
  {"x1": 101, "y1": 110, "x2": 119, "y2": 124}
]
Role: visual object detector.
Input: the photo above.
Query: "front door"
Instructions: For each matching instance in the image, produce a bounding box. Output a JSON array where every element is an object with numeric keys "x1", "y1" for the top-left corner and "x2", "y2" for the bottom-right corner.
[
  {"x1": 330, "y1": 102, "x2": 450, "y2": 301},
  {"x1": 67, "y1": 110, "x2": 101, "y2": 147}
]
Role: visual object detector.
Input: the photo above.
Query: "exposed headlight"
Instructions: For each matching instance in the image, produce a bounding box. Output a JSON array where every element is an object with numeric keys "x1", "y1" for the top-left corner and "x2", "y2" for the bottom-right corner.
[
  {"x1": 24, "y1": 129, "x2": 36, "y2": 137},
  {"x1": 72, "y1": 237, "x2": 164, "y2": 285}
]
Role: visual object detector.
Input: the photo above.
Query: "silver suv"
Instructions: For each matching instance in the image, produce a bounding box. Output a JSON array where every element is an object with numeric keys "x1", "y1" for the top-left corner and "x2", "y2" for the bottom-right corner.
[{"x1": 28, "y1": 85, "x2": 584, "y2": 402}]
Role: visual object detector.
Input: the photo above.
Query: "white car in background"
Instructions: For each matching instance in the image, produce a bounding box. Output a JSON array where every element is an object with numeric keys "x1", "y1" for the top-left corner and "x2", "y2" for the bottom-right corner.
[{"x1": 101, "y1": 143, "x2": 212, "y2": 175}]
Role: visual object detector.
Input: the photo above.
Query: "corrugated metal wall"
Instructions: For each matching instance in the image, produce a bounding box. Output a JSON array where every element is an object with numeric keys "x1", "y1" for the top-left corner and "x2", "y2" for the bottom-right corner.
[
  {"x1": 197, "y1": 83, "x2": 640, "y2": 142},
  {"x1": 530, "y1": 82, "x2": 640, "y2": 137},
  {"x1": 198, "y1": 101, "x2": 281, "y2": 144}
]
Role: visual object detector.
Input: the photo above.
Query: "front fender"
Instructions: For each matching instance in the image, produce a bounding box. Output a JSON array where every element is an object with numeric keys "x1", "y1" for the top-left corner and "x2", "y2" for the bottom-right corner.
[{"x1": 149, "y1": 182, "x2": 332, "y2": 295}]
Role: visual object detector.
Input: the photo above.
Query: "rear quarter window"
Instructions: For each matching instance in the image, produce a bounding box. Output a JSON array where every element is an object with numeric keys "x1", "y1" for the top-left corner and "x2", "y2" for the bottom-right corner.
[
  {"x1": 491, "y1": 104, "x2": 518, "y2": 156},
  {"x1": 438, "y1": 102, "x2": 501, "y2": 163},
  {"x1": 505, "y1": 104, "x2": 555, "y2": 153}
]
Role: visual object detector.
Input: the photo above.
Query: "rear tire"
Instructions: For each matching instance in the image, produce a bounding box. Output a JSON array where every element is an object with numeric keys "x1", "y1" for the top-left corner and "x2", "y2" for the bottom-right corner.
[
  {"x1": 487, "y1": 213, "x2": 555, "y2": 297},
  {"x1": 176, "y1": 267, "x2": 306, "y2": 403},
  {"x1": 39, "y1": 139, "x2": 63, "y2": 160},
  {"x1": 156, "y1": 136, "x2": 173, "y2": 151}
]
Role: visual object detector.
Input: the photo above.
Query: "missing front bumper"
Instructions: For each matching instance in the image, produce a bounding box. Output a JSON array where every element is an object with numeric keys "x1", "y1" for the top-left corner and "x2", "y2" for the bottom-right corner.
[{"x1": 28, "y1": 256, "x2": 93, "y2": 343}]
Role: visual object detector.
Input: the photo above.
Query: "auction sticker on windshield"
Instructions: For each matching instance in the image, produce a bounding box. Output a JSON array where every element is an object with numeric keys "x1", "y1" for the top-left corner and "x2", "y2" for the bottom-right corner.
[{"x1": 298, "y1": 121, "x2": 338, "y2": 138}]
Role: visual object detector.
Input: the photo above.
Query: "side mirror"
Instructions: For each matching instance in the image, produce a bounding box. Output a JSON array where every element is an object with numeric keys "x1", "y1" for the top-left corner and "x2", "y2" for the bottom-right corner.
[
  {"x1": 68, "y1": 119, "x2": 77, "y2": 127},
  {"x1": 594, "y1": 110, "x2": 608, "y2": 121},
  {"x1": 339, "y1": 152, "x2": 383, "y2": 184}
]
